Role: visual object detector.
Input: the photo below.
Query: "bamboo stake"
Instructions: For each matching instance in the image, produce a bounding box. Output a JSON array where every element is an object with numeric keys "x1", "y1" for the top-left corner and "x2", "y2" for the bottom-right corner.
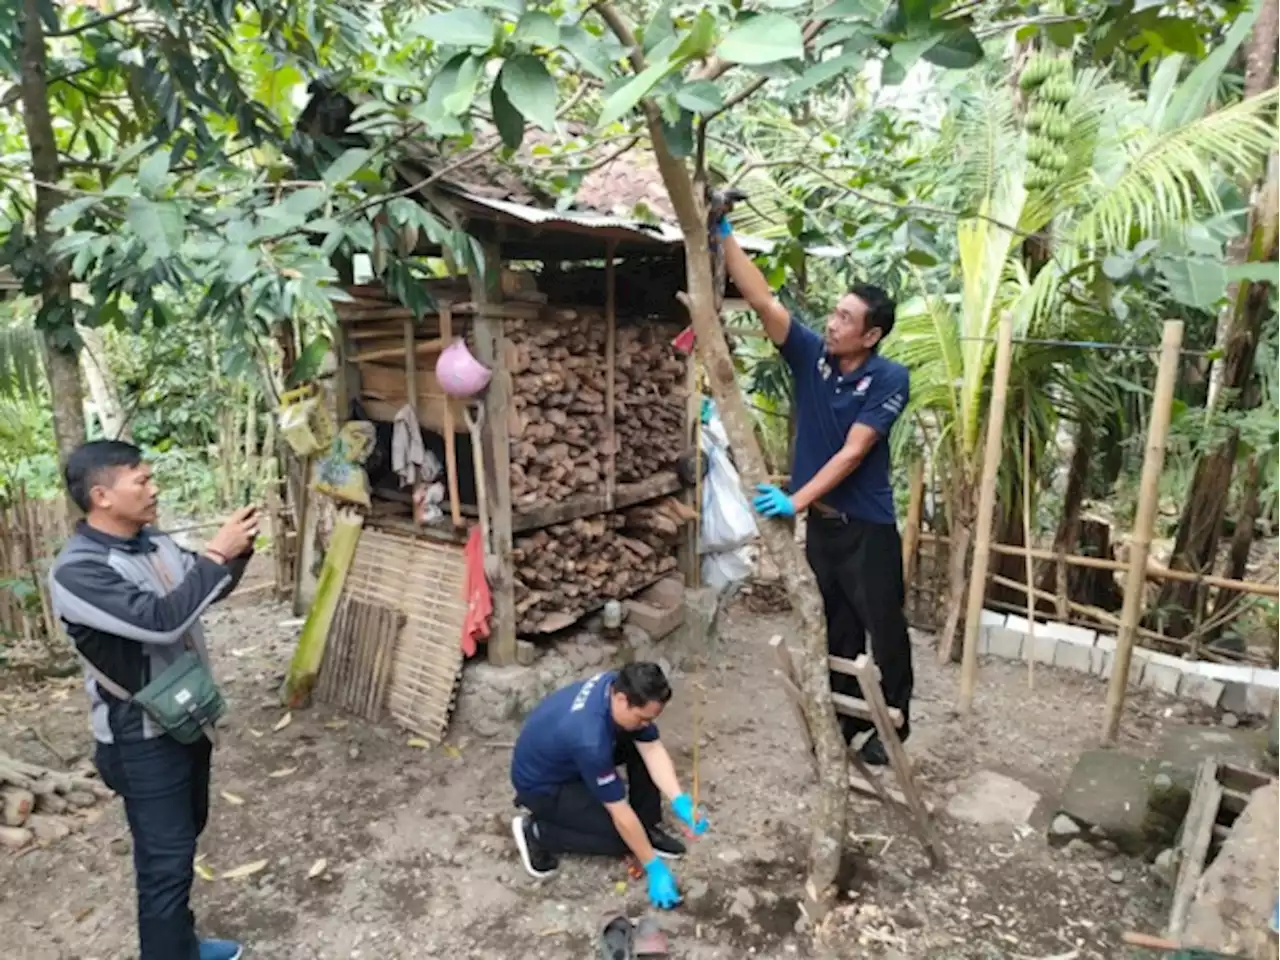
[
  {"x1": 604, "y1": 241, "x2": 618, "y2": 511},
  {"x1": 402, "y1": 319, "x2": 418, "y2": 416},
  {"x1": 958, "y1": 314, "x2": 1015, "y2": 713},
  {"x1": 1021, "y1": 405, "x2": 1036, "y2": 690},
  {"x1": 1103, "y1": 321, "x2": 1183, "y2": 743},
  {"x1": 439, "y1": 304, "x2": 462, "y2": 528},
  {"x1": 902, "y1": 459, "x2": 925, "y2": 586}
]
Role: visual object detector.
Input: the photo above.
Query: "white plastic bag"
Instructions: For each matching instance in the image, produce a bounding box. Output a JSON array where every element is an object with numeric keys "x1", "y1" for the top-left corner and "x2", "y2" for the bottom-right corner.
[
  {"x1": 702, "y1": 547, "x2": 755, "y2": 593},
  {"x1": 699, "y1": 406, "x2": 757, "y2": 554}
]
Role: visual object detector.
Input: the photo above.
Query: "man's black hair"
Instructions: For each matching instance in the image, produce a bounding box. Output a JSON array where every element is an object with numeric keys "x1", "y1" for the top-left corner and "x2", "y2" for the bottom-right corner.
[
  {"x1": 64, "y1": 440, "x2": 144, "y2": 512},
  {"x1": 850, "y1": 283, "x2": 897, "y2": 342},
  {"x1": 614, "y1": 661, "x2": 673, "y2": 708}
]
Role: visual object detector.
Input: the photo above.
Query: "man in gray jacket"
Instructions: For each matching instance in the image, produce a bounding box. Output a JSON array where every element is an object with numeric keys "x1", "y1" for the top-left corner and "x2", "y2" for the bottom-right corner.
[{"x1": 51, "y1": 440, "x2": 258, "y2": 960}]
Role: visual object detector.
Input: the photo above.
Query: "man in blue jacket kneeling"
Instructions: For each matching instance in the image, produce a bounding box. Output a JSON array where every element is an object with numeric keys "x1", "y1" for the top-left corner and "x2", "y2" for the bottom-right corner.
[{"x1": 510, "y1": 661, "x2": 708, "y2": 910}]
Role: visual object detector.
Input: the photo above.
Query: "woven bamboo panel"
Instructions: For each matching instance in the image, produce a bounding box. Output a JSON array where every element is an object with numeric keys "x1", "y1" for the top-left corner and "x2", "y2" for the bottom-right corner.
[
  {"x1": 315, "y1": 598, "x2": 405, "y2": 721},
  {"x1": 343, "y1": 528, "x2": 467, "y2": 743}
]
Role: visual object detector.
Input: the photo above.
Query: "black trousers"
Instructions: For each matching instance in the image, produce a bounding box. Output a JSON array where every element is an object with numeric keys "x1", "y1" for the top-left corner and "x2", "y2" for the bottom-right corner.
[
  {"x1": 95, "y1": 735, "x2": 213, "y2": 960},
  {"x1": 805, "y1": 513, "x2": 914, "y2": 742},
  {"x1": 515, "y1": 734, "x2": 662, "y2": 856}
]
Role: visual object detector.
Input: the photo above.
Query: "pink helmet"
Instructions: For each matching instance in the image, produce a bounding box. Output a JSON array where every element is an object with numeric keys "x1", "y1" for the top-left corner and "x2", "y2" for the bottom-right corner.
[{"x1": 435, "y1": 340, "x2": 492, "y2": 398}]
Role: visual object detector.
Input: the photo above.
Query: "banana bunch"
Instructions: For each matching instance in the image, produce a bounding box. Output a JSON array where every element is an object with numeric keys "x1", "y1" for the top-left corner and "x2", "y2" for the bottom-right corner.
[{"x1": 1019, "y1": 54, "x2": 1074, "y2": 191}]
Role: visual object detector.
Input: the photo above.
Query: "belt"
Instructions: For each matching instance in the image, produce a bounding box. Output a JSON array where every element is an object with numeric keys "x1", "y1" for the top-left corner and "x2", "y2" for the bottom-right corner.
[{"x1": 809, "y1": 501, "x2": 850, "y2": 523}]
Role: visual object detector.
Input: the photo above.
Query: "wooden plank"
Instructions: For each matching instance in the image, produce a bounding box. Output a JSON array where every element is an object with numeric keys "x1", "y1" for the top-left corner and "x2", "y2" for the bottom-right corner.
[
  {"x1": 352, "y1": 337, "x2": 445, "y2": 365},
  {"x1": 403, "y1": 318, "x2": 418, "y2": 417},
  {"x1": 852, "y1": 654, "x2": 946, "y2": 868},
  {"x1": 468, "y1": 238, "x2": 517, "y2": 667},
  {"x1": 769, "y1": 635, "x2": 813, "y2": 756},
  {"x1": 439, "y1": 304, "x2": 462, "y2": 528},
  {"x1": 830, "y1": 688, "x2": 903, "y2": 729},
  {"x1": 1104, "y1": 321, "x2": 1183, "y2": 742},
  {"x1": 511, "y1": 472, "x2": 683, "y2": 533},
  {"x1": 1167, "y1": 758, "x2": 1221, "y2": 938}
]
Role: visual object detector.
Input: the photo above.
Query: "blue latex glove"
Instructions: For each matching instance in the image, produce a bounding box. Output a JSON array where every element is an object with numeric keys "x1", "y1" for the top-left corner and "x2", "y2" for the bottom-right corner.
[
  {"x1": 671, "y1": 793, "x2": 709, "y2": 836},
  {"x1": 717, "y1": 217, "x2": 732, "y2": 239},
  {"x1": 644, "y1": 857, "x2": 682, "y2": 910},
  {"x1": 752, "y1": 483, "x2": 796, "y2": 519}
]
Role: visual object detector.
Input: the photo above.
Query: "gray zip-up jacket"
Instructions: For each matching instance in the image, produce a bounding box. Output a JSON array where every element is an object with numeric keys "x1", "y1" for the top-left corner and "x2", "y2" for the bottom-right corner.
[{"x1": 49, "y1": 521, "x2": 250, "y2": 744}]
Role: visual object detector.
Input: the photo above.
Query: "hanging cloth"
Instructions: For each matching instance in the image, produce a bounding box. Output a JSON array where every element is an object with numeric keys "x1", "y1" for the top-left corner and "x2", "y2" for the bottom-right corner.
[
  {"x1": 391, "y1": 404, "x2": 427, "y2": 488},
  {"x1": 461, "y1": 526, "x2": 492, "y2": 657}
]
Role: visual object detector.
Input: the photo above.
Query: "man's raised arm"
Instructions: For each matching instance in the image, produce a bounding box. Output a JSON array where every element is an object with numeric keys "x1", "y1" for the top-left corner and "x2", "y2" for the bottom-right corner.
[{"x1": 722, "y1": 231, "x2": 791, "y2": 346}]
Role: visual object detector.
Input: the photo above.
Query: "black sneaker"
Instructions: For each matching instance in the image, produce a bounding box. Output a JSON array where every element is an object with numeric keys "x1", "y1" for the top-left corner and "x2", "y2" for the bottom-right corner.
[
  {"x1": 859, "y1": 734, "x2": 890, "y2": 767},
  {"x1": 512, "y1": 815, "x2": 559, "y2": 878},
  {"x1": 648, "y1": 825, "x2": 687, "y2": 859}
]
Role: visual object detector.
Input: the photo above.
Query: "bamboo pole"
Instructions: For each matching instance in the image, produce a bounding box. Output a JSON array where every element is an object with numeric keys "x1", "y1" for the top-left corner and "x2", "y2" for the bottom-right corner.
[
  {"x1": 439, "y1": 304, "x2": 462, "y2": 528},
  {"x1": 1021, "y1": 406, "x2": 1036, "y2": 690},
  {"x1": 1103, "y1": 320, "x2": 1183, "y2": 743},
  {"x1": 604, "y1": 241, "x2": 617, "y2": 511},
  {"x1": 958, "y1": 314, "x2": 1015, "y2": 713},
  {"x1": 402, "y1": 318, "x2": 418, "y2": 416},
  {"x1": 902, "y1": 459, "x2": 925, "y2": 586}
]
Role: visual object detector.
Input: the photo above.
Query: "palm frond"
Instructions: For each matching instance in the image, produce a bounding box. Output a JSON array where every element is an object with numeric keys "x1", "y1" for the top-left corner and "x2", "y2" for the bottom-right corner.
[{"x1": 1071, "y1": 89, "x2": 1279, "y2": 253}]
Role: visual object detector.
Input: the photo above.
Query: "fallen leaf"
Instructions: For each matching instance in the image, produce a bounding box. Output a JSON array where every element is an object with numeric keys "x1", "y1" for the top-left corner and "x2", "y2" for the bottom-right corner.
[
  {"x1": 220, "y1": 791, "x2": 245, "y2": 806},
  {"x1": 247, "y1": 728, "x2": 264, "y2": 738},
  {"x1": 273, "y1": 712, "x2": 293, "y2": 732},
  {"x1": 443, "y1": 744, "x2": 462, "y2": 760},
  {"x1": 406, "y1": 737, "x2": 430, "y2": 749},
  {"x1": 222, "y1": 859, "x2": 269, "y2": 880},
  {"x1": 194, "y1": 863, "x2": 216, "y2": 882},
  {"x1": 267, "y1": 766, "x2": 298, "y2": 779},
  {"x1": 614, "y1": 881, "x2": 627, "y2": 894},
  {"x1": 307, "y1": 858, "x2": 328, "y2": 879},
  {"x1": 324, "y1": 719, "x2": 348, "y2": 731},
  {"x1": 74, "y1": 906, "x2": 95, "y2": 923}
]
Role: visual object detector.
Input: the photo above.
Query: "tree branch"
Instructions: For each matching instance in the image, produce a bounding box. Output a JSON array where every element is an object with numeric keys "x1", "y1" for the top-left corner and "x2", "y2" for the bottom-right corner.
[{"x1": 47, "y1": 4, "x2": 140, "y2": 37}]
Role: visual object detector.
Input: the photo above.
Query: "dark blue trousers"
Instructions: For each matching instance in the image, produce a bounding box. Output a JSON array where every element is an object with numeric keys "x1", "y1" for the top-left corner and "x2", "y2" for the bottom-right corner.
[{"x1": 96, "y1": 735, "x2": 212, "y2": 960}]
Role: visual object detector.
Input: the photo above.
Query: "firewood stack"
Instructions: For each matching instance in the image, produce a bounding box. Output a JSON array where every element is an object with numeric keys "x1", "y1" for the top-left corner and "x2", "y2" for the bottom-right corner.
[
  {"x1": 0, "y1": 752, "x2": 115, "y2": 850},
  {"x1": 615, "y1": 324, "x2": 688, "y2": 483},
  {"x1": 512, "y1": 496, "x2": 695, "y2": 634},
  {"x1": 507, "y1": 313, "x2": 609, "y2": 511}
]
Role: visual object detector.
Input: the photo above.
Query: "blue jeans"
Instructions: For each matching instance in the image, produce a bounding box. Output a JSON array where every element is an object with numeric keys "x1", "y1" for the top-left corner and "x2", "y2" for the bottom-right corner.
[{"x1": 95, "y1": 735, "x2": 212, "y2": 960}]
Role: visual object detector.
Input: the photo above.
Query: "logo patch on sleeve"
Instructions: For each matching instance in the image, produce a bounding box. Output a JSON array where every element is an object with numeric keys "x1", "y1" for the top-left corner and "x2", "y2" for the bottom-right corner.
[{"x1": 596, "y1": 771, "x2": 618, "y2": 787}]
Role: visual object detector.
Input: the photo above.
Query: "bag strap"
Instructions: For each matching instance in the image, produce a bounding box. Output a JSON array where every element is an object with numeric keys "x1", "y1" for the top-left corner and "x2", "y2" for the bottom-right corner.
[{"x1": 77, "y1": 652, "x2": 134, "y2": 702}]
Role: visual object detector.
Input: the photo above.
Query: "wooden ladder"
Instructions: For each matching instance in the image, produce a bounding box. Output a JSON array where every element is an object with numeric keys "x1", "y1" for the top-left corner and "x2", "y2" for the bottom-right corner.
[{"x1": 770, "y1": 635, "x2": 945, "y2": 869}]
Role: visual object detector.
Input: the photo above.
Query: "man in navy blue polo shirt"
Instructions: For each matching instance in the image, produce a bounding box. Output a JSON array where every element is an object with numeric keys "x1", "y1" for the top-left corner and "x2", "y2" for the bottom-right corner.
[
  {"x1": 509, "y1": 661, "x2": 708, "y2": 910},
  {"x1": 721, "y1": 220, "x2": 913, "y2": 767}
]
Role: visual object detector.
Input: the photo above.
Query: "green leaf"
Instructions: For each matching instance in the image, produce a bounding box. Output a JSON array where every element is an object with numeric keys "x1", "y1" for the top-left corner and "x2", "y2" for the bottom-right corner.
[
  {"x1": 514, "y1": 10, "x2": 560, "y2": 48},
  {"x1": 920, "y1": 27, "x2": 983, "y2": 69},
  {"x1": 1043, "y1": 18, "x2": 1084, "y2": 48},
  {"x1": 674, "y1": 80, "x2": 725, "y2": 114},
  {"x1": 717, "y1": 14, "x2": 805, "y2": 65},
  {"x1": 1224, "y1": 262, "x2": 1279, "y2": 284},
  {"x1": 409, "y1": 8, "x2": 496, "y2": 48},
  {"x1": 1163, "y1": 1, "x2": 1259, "y2": 130},
  {"x1": 224, "y1": 246, "x2": 259, "y2": 286},
  {"x1": 814, "y1": 22, "x2": 874, "y2": 51},
  {"x1": 817, "y1": 0, "x2": 879, "y2": 19},
  {"x1": 491, "y1": 78, "x2": 526, "y2": 148},
  {"x1": 880, "y1": 54, "x2": 907, "y2": 85},
  {"x1": 661, "y1": 111, "x2": 695, "y2": 158},
  {"x1": 889, "y1": 34, "x2": 940, "y2": 69},
  {"x1": 673, "y1": 11, "x2": 717, "y2": 59},
  {"x1": 48, "y1": 197, "x2": 97, "y2": 232},
  {"x1": 443, "y1": 55, "x2": 484, "y2": 114},
  {"x1": 288, "y1": 336, "x2": 332, "y2": 387},
  {"x1": 500, "y1": 55, "x2": 559, "y2": 131},
  {"x1": 323, "y1": 148, "x2": 372, "y2": 185},
  {"x1": 560, "y1": 24, "x2": 616, "y2": 79},
  {"x1": 127, "y1": 199, "x2": 184, "y2": 259},
  {"x1": 137, "y1": 152, "x2": 170, "y2": 193},
  {"x1": 283, "y1": 188, "x2": 329, "y2": 219},
  {"x1": 784, "y1": 50, "x2": 863, "y2": 99},
  {"x1": 1158, "y1": 257, "x2": 1228, "y2": 310},
  {"x1": 1102, "y1": 254, "x2": 1133, "y2": 281},
  {"x1": 598, "y1": 52, "x2": 684, "y2": 127},
  {"x1": 642, "y1": 0, "x2": 676, "y2": 54}
]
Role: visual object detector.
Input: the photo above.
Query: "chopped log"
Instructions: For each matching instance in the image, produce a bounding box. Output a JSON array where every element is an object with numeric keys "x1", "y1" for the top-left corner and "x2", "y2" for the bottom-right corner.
[
  {"x1": 0, "y1": 825, "x2": 32, "y2": 849},
  {"x1": 1, "y1": 786, "x2": 34, "y2": 827},
  {"x1": 26, "y1": 813, "x2": 73, "y2": 843},
  {"x1": 35, "y1": 792, "x2": 67, "y2": 815}
]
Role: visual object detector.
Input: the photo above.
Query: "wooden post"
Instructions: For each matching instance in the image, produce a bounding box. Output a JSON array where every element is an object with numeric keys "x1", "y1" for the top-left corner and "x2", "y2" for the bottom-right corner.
[
  {"x1": 604, "y1": 242, "x2": 617, "y2": 510},
  {"x1": 440, "y1": 303, "x2": 463, "y2": 528},
  {"x1": 678, "y1": 354, "x2": 700, "y2": 585},
  {"x1": 902, "y1": 459, "x2": 925, "y2": 586},
  {"x1": 402, "y1": 317, "x2": 417, "y2": 416},
  {"x1": 469, "y1": 238, "x2": 518, "y2": 667},
  {"x1": 1021, "y1": 405, "x2": 1036, "y2": 690},
  {"x1": 1102, "y1": 320, "x2": 1183, "y2": 742},
  {"x1": 957, "y1": 314, "x2": 1014, "y2": 714}
]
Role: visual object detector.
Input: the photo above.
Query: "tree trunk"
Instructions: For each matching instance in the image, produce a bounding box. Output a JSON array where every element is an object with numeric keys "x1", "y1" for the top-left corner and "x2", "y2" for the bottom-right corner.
[
  {"x1": 19, "y1": 0, "x2": 86, "y2": 508},
  {"x1": 595, "y1": 5, "x2": 847, "y2": 918},
  {"x1": 77, "y1": 324, "x2": 130, "y2": 441},
  {"x1": 1160, "y1": 12, "x2": 1278, "y2": 637},
  {"x1": 1036, "y1": 421, "x2": 1092, "y2": 612}
]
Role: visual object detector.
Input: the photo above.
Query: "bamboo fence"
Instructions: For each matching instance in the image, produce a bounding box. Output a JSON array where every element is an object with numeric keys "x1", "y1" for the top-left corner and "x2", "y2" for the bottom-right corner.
[{"x1": 0, "y1": 491, "x2": 71, "y2": 650}]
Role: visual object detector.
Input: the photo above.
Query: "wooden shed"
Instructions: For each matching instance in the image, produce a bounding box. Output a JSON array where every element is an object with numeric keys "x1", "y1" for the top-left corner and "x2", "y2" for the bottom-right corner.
[{"x1": 296, "y1": 88, "x2": 776, "y2": 669}]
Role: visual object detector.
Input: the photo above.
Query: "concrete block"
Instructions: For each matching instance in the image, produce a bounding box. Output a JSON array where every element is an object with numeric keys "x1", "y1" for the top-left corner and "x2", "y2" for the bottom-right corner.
[
  {"x1": 1198, "y1": 661, "x2": 1255, "y2": 685},
  {"x1": 1245, "y1": 683, "x2": 1279, "y2": 718},
  {"x1": 1022, "y1": 633, "x2": 1057, "y2": 665},
  {"x1": 1090, "y1": 647, "x2": 1111, "y2": 676},
  {"x1": 515, "y1": 639, "x2": 539, "y2": 667},
  {"x1": 1053, "y1": 640, "x2": 1093, "y2": 674},
  {"x1": 1253, "y1": 668, "x2": 1280, "y2": 690},
  {"x1": 1040, "y1": 621, "x2": 1097, "y2": 647},
  {"x1": 1005, "y1": 614, "x2": 1031, "y2": 635},
  {"x1": 980, "y1": 608, "x2": 1006, "y2": 627},
  {"x1": 1221, "y1": 681, "x2": 1250, "y2": 715},
  {"x1": 1177, "y1": 673, "x2": 1225, "y2": 708},
  {"x1": 1142, "y1": 662, "x2": 1182, "y2": 696},
  {"x1": 1103, "y1": 651, "x2": 1147, "y2": 687},
  {"x1": 1146, "y1": 650, "x2": 1186, "y2": 672},
  {"x1": 986, "y1": 626, "x2": 1023, "y2": 660},
  {"x1": 624, "y1": 598, "x2": 683, "y2": 641},
  {"x1": 1095, "y1": 633, "x2": 1117, "y2": 653},
  {"x1": 978, "y1": 625, "x2": 993, "y2": 655}
]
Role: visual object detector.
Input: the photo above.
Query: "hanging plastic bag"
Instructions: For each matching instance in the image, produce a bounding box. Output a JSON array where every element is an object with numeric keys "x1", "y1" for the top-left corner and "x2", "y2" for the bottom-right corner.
[
  {"x1": 313, "y1": 421, "x2": 376, "y2": 508},
  {"x1": 698, "y1": 402, "x2": 757, "y2": 554},
  {"x1": 702, "y1": 547, "x2": 755, "y2": 593}
]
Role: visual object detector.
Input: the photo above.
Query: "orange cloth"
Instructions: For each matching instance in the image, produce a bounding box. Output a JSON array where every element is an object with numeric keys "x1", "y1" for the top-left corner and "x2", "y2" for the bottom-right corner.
[
  {"x1": 672, "y1": 326, "x2": 695, "y2": 354},
  {"x1": 462, "y1": 526, "x2": 492, "y2": 656}
]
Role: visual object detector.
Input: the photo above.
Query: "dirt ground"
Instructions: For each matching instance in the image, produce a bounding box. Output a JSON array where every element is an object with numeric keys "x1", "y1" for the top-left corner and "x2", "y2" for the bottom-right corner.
[{"x1": 0, "y1": 589, "x2": 1195, "y2": 960}]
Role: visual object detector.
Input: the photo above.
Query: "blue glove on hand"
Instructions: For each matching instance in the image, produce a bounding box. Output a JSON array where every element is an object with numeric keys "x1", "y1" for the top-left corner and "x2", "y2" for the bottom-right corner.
[
  {"x1": 717, "y1": 217, "x2": 732, "y2": 239},
  {"x1": 752, "y1": 484, "x2": 795, "y2": 519},
  {"x1": 644, "y1": 857, "x2": 682, "y2": 910},
  {"x1": 671, "y1": 793, "x2": 709, "y2": 836}
]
